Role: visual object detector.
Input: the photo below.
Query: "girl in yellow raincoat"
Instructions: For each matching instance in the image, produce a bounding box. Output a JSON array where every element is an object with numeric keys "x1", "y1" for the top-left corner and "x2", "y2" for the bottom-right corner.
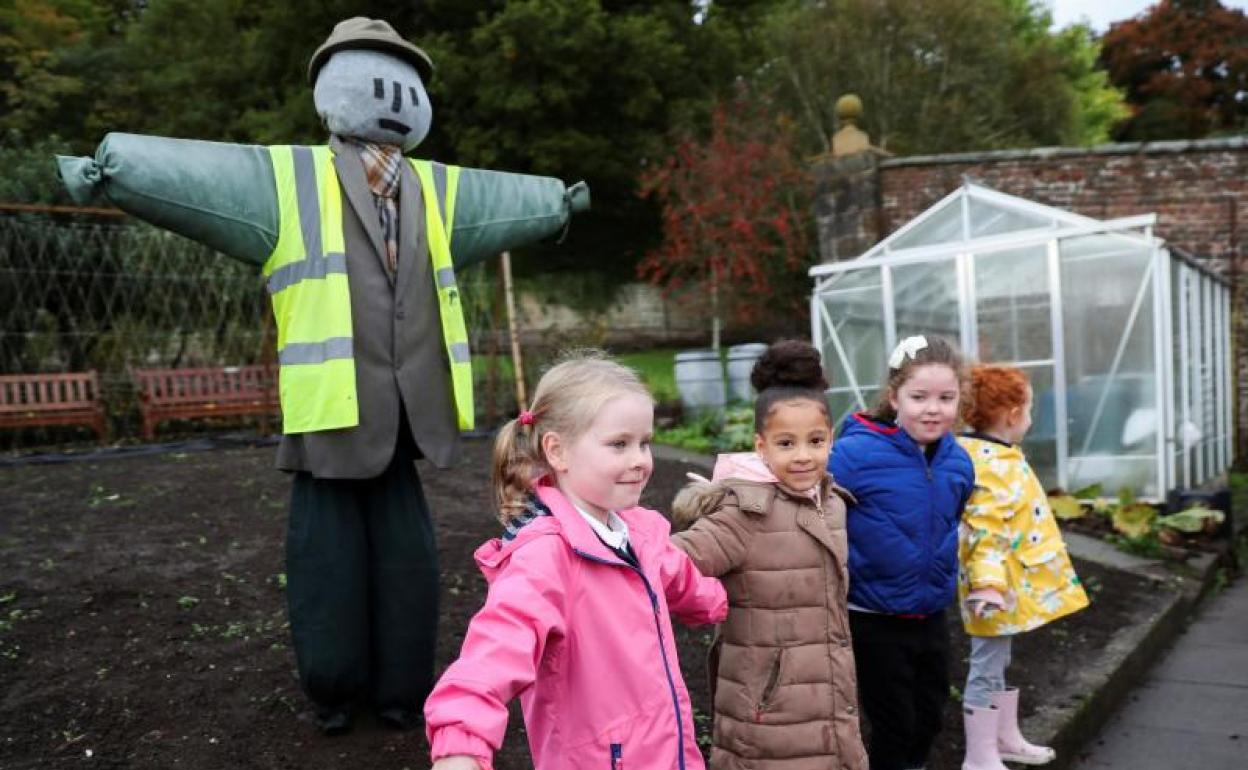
[{"x1": 957, "y1": 365, "x2": 1089, "y2": 770}]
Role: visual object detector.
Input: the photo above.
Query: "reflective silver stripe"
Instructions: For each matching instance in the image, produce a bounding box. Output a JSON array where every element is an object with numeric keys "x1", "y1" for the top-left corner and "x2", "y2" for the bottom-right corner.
[
  {"x1": 278, "y1": 337, "x2": 354, "y2": 366},
  {"x1": 291, "y1": 146, "x2": 323, "y2": 260},
  {"x1": 431, "y1": 161, "x2": 448, "y2": 225},
  {"x1": 267, "y1": 252, "x2": 347, "y2": 294},
  {"x1": 449, "y1": 342, "x2": 471, "y2": 363},
  {"x1": 436, "y1": 267, "x2": 456, "y2": 289}
]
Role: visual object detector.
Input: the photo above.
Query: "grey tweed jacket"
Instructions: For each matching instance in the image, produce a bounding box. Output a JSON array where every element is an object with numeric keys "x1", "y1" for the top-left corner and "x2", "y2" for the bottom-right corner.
[{"x1": 276, "y1": 136, "x2": 460, "y2": 479}]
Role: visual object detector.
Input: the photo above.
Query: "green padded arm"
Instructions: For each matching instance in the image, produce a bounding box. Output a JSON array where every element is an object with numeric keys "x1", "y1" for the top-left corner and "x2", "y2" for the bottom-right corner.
[
  {"x1": 57, "y1": 132, "x2": 590, "y2": 270},
  {"x1": 58, "y1": 132, "x2": 279, "y2": 267}
]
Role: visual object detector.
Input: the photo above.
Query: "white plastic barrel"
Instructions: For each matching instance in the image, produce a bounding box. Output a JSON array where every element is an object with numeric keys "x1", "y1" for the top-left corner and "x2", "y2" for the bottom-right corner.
[
  {"x1": 726, "y1": 343, "x2": 768, "y2": 403},
  {"x1": 674, "y1": 349, "x2": 726, "y2": 414}
]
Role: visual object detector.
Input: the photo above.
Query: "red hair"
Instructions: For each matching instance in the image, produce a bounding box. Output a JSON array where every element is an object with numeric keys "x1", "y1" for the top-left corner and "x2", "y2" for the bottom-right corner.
[{"x1": 963, "y1": 365, "x2": 1030, "y2": 430}]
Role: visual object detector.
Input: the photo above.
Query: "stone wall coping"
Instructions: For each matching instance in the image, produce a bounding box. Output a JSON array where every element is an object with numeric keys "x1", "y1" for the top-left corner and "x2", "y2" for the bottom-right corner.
[{"x1": 879, "y1": 136, "x2": 1248, "y2": 169}]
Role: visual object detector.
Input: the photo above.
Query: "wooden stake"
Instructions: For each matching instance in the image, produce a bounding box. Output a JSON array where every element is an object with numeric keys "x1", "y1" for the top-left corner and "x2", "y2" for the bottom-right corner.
[{"x1": 501, "y1": 251, "x2": 527, "y2": 409}]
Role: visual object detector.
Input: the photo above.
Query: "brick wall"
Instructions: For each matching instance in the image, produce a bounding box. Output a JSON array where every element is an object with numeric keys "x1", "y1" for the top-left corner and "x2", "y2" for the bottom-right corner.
[{"x1": 877, "y1": 138, "x2": 1247, "y2": 267}]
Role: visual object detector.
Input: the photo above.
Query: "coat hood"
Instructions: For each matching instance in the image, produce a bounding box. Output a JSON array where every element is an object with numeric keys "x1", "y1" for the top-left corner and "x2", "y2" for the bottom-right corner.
[{"x1": 671, "y1": 452, "x2": 853, "y2": 531}]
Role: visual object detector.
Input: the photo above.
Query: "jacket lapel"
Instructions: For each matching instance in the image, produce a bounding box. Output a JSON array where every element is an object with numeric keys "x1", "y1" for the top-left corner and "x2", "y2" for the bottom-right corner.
[
  {"x1": 796, "y1": 508, "x2": 841, "y2": 559},
  {"x1": 785, "y1": 479, "x2": 845, "y2": 561},
  {"x1": 395, "y1": 159, "x2": 427, "y2": 301},
  {"x1": 329, "y1": 136, "x2": 391, "y2": 281}
]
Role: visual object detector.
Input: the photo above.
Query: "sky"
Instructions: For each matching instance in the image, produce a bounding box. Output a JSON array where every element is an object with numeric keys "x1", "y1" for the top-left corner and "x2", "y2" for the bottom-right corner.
[{"x1": 1046, "y1": 0, "x2": 1248, "y2": 31}]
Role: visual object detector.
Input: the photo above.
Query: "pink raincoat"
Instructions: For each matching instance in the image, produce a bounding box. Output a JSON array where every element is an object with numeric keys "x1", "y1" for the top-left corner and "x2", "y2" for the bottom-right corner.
[{"x1": 425, "y1": 481, "x2": 728, "y2": 770}]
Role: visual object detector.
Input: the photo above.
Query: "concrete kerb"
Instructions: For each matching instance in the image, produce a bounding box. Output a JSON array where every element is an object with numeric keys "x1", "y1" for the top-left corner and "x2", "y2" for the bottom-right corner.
[
  {"x1": 652, "y1": 443, "x2": 716, "y2": 476},
  {"x1": 650, "y1": 443, "x2": 1233, "y2": 770},
  {"x1": 1031, "y1": 537, "x2": 1223, "y2": 770}
]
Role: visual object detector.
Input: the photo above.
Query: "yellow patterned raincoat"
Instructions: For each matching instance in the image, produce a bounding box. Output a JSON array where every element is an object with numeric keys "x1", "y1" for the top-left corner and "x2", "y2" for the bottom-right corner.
[{"x1": 957, "y1": 435, "x2": 1090, "y2": 637}]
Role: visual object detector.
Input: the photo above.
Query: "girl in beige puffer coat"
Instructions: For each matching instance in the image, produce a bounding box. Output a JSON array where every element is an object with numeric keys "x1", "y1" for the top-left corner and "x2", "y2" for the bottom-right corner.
[{"x1": 671, "y1": 340, "x2": 867, "y2": 770}]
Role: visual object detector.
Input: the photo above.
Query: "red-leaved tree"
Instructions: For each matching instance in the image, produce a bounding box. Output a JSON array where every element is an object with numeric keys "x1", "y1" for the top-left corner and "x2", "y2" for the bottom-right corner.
[
  {"x1": 638, "y1": 91, "x2": 815, "y2": 347},
  {"x1": 1101, "y1": 0, "x2": 1248, "y2": 140}
]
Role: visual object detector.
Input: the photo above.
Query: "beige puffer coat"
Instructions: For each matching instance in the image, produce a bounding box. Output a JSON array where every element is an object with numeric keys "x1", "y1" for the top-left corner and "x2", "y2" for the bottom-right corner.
[{"x1": 671, "y1": 476, "x2": 867, "y2": 770}]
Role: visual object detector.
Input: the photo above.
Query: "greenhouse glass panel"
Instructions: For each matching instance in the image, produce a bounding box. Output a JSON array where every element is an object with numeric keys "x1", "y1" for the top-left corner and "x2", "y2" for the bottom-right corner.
[
  {"x1": 1019, "y1": 364, "x2": 1058, "y2": 487},
  {"x1": 1169, "y1": 260, "x2": 1182, "y2": 485},
  {"x1": 967, "y1": 197, "x2": 1053, "y2": 239},
  {"x1": 1193, "y1": 273, "x2": 1213, "y2": 471},
  {"x1": 1220, "y1": 284, "x2": 1232, "y2": 468},
  {"x1": 888, "y1": 198, "x2": 965, "y2": 251},
  {"x1": 1188, "y1": 266, "x2": 1203, "y2": 484},
  {"x1": 891, "y1": 257, "x2": 961, "y2": 343},
  {"x1": 815, "y1": 267, "x2": 887, "y2": 427},
  {"x1": 1060, "y1": 232, "x2": 1158, "y2": 496},
  {"x1": 972, "y1": 245, "x2": 1052, "y2": 362}
]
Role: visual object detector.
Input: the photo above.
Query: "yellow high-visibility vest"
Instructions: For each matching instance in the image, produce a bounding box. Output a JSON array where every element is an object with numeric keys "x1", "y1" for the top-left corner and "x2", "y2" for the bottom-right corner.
[{"x1": 264, "y1": 145, "x2": 474, "y2": 433}]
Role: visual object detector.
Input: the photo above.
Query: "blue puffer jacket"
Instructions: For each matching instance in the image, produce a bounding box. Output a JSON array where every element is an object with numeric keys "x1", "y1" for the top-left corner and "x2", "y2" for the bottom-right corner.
[{"x1": 827, "y1": 413, "x2": 974, "y2": 615}]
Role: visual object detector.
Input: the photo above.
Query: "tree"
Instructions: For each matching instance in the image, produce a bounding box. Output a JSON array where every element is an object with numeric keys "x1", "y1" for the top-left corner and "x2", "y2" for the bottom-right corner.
[
  {"x1": 1101, "y1": 0, "x2": 1248, "y2": 140},
  {"x1": 638, "y1": 89, "x2": 815, "y2": 347},
  {"x1": 0, "y1": 0, "x2": 118, "y2": 142},
  {"x1": 758, "y1": 0, "x2": 1127, "y2": 156},
  {"x1": 422, "y1": 0, "x2": 766, "y2": 280},
  {"x1": 0, "y1": 130, "x2": 74, "y2": 203}
]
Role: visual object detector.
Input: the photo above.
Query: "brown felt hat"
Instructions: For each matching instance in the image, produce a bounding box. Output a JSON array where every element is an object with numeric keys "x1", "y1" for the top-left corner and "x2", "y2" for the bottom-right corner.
[{"x1": 308, "y1": 17, "x2": 434, "y2": 85}]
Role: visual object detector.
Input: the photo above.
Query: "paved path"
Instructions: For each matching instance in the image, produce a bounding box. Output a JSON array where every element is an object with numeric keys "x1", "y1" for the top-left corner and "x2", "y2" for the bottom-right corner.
[{"x1": 1072, "y1": 576, "x2": 1248, "y2": 769}]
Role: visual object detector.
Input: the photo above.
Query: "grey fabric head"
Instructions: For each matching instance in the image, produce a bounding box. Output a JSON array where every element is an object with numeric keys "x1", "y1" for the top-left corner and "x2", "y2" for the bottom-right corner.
[{"x1": 313, "y1": 49, "x2": 432, "y2": 151}]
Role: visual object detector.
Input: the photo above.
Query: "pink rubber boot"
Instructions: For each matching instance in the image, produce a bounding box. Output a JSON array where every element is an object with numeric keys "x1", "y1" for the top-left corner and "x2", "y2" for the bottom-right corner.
[
  {"x1": 962, "y1": 706, "x2": 1009, "y2": 770},
  {"x1": 991, "y1": 688, "x2": 1056, "y2": 765}
]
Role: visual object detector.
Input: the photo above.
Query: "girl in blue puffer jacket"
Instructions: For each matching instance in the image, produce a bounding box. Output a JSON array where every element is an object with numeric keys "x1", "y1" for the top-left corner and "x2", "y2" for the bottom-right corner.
[{"x1": 827, "y1": 335, "x2": 974, "y2": 770}]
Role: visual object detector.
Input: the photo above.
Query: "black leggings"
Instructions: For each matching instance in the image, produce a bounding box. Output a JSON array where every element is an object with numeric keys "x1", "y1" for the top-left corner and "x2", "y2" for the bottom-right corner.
[{"x1": 850, "y1": 609, "x2": 950, "y2": 770}]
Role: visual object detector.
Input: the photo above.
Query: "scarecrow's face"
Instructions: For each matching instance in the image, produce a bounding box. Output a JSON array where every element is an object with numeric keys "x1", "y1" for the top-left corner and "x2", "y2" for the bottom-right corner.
[{"x1": 313, "y1": 49, "x2": 432, "y2": 151}]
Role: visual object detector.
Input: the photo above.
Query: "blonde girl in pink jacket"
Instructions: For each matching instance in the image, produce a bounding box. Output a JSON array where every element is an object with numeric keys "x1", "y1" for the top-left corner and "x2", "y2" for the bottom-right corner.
[{"x1": 425, "y1": 353, "x2": 728, "y2": 770}]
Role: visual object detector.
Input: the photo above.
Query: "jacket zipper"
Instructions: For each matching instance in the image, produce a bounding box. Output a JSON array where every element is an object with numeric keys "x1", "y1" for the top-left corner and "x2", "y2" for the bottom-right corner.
[
  {"x1": 573, "y1": 548, "x2": 687, "y2": 770},
  {"x1": 918, "y1": 441, "x2": 936, "y2": 587}
]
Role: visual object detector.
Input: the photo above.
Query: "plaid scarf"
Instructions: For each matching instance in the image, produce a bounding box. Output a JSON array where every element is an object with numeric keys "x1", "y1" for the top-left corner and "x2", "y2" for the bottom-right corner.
[
  {"x1": 501, "y1": 493, "x2": 553, "y2": 541},
  {"x1": 352, "y1": 140, "x2": 403, "y2": 275}
]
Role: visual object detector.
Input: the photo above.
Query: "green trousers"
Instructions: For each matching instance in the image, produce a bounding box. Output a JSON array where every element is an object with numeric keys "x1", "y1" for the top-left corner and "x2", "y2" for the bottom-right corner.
[{"x1": 285, "y1": 430, "x2": 440, "y2": 713}]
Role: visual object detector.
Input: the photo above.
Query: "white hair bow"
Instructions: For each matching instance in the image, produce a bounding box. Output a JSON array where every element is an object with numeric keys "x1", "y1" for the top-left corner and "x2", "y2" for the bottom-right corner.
[{"x1": 888, "y1": 335, "x2": 928, "y2": 369}]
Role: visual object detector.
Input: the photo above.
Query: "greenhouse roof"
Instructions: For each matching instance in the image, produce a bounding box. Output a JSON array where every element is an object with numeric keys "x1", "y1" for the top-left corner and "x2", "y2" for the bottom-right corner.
[{"x1": 810, "y1": 181, "x2": 1156, "y2": 278}]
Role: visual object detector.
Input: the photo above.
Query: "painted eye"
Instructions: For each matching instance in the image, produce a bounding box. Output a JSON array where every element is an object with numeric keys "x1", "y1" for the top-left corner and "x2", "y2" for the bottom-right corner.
[
  {"x1": 409, "y1": 86, "x2": 419, "y2": 106},
  {"x1": 373, "y1": 78, "x2": 385, "y2": 99}
]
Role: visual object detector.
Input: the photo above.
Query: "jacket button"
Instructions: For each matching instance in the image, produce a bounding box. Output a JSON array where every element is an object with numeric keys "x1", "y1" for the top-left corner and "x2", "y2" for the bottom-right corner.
[
  {"x1": 396, "y1": 310, "x2": 406, "y2": 320},
  {"x1": 846, "y1": 705, "x2": 857, "y2": 715},
  {"x1": 839, "y1": 637, "x2": 850, "y2": 647}
]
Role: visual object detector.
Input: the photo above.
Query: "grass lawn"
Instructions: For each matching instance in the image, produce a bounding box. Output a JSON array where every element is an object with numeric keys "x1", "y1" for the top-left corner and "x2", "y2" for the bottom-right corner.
[
  {"x1": 474, "y1": 348, "x2": 682, "y2": 404},
  {"x1": 617, "y1": 348, "x2": 679, "y2": 403}
]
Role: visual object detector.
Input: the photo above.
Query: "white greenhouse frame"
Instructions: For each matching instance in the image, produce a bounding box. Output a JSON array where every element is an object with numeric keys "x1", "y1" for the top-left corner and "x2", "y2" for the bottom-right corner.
[{"x1": 810, "y1": 182, "x2": 1233, "y2": 500}]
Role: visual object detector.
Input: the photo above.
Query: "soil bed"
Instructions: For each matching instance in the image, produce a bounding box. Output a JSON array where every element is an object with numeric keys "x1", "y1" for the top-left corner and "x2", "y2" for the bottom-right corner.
[{"x1": 0, "y1": 439, "x2": 1164, "y2": 769}]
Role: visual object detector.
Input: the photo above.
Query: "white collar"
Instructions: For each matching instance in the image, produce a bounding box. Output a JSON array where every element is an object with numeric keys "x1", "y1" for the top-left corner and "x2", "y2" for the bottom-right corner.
[{"x1": 573, "y1": 505, "x2": 630, "y2": 550}]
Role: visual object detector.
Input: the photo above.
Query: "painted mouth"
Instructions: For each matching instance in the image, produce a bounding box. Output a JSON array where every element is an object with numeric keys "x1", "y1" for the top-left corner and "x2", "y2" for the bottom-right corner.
[{"x1": 378, "y1": 119, "x2": 411, "y2": 135}]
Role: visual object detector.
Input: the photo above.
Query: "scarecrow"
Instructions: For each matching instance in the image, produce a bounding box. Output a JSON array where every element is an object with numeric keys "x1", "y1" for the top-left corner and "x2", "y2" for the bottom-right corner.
[{"x1": 59, "y1": 17, "x2": 589, "y2": 735}]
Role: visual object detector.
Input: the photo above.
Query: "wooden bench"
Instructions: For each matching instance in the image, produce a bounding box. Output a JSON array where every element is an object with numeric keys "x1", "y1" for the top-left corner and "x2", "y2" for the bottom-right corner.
[
  {"x1": 0, "y1": 371, "x2": 108, "y2": 441},
  {"x1": 134, "y1": 365, "x2": 279, "y2": 440}
]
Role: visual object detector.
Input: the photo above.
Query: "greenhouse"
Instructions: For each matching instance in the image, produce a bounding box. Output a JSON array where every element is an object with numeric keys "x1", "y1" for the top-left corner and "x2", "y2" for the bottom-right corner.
[{"x1": 810, "y1": 182, "x2": 1233, "y2": 500}]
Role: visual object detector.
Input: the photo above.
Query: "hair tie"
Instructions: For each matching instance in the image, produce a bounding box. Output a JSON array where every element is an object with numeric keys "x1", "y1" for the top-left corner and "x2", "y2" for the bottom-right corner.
[
  {"x1": 888, "y1": 335, "x2": 928, "y2": 370},
  {"x1": 519, "y1": 410, "x2": 535, "y2": 426}
]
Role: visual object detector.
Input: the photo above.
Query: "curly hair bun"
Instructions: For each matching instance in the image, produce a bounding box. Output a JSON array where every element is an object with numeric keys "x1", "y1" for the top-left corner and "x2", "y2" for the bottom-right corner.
[{"x1": 750, "y1": 339, "x2": 828, "y2": 393}]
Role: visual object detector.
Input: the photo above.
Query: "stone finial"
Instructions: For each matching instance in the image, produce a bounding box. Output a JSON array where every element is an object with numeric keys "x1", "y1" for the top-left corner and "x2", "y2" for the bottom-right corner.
[
  {"x1": 836, "y1": 94, "x2": 863, "y2": 125},
  {"x1": 832, "y1": 93, "x2": 871, "y2": 157}
]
